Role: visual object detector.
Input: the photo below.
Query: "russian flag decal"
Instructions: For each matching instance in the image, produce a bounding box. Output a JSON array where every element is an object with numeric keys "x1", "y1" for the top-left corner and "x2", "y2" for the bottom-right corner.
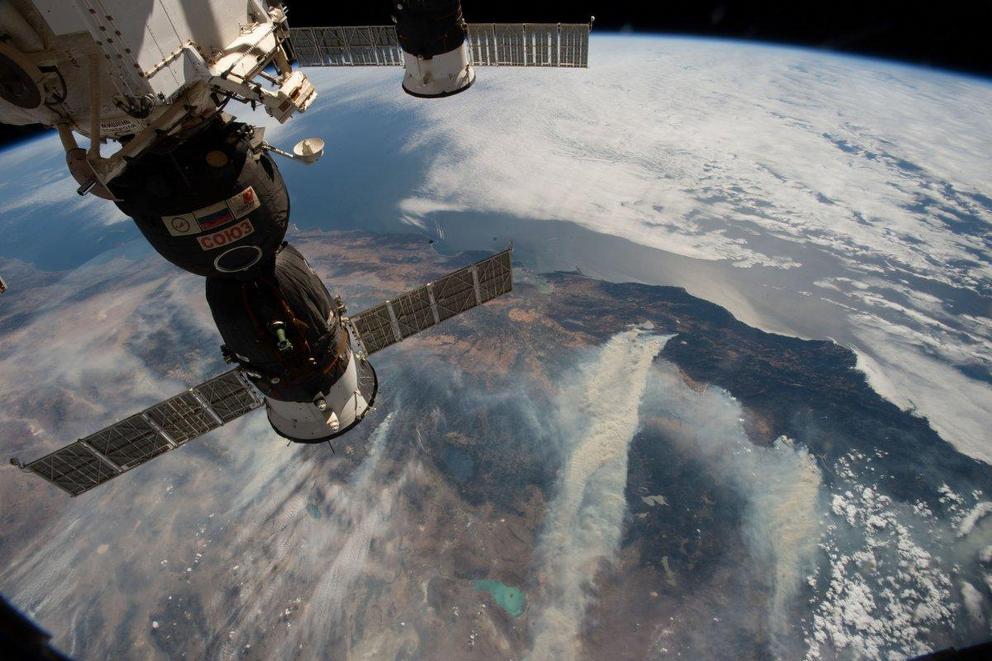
[
  {"x1": 196, "y1": 203, "x2": 236, "y2": 231},
  {"x1": 162, "y1": 187, "x2": 261, "y2": 236}
]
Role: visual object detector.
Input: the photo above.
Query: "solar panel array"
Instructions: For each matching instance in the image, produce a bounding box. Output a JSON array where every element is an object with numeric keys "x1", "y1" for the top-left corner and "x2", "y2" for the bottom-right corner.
[
  {"x1": 466, "y1": 23, "x2": 589, "y2": 67},
  {"x1": 350, "y1": 248, "x2": 513, "y2": 355},
  {"x1": 289, "y1": 23, "x2": 590, "y2": 68},
  {"x1": 290, "y1": 25, "x2": 403, "y2": 67},
  {"x1": 22, "y1": 370, "x2": 263, "y2": 496}
]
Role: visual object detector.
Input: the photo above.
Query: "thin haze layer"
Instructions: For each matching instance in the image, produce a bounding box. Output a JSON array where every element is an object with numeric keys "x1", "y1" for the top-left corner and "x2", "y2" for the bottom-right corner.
[
  {"x1": 639, "y1": 359, "x2": 825, "y2": 655},
  {"x1": 529, "y1": 328, "x2": 667, "y2": 659}
]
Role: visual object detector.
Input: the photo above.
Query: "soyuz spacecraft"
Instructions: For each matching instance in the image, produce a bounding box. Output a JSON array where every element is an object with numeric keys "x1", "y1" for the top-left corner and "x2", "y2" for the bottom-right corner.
[{"x1": 0, "y1": 1, "x2": 590, "y2": 495}]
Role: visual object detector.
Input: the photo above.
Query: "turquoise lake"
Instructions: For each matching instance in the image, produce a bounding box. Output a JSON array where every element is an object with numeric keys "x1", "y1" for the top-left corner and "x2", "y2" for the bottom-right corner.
[{"x1": 473, "y1": 579, "x2": 526, "y2": 617}]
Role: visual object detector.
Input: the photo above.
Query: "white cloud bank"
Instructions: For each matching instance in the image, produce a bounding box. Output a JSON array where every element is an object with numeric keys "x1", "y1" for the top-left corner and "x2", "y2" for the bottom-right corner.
[
  {"x1": 295, "y1": 37, "x2": 992, "y2": 464},
  {"x1": 805, "y1": 451, "x2": 958, "y2": 659}
]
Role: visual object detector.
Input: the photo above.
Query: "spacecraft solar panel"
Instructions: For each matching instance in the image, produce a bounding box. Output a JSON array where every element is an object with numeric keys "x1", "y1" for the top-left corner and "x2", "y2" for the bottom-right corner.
[
  {"x1": 290, "y1": 26, "x2": 403, "y2": 66},
  {"x1": 289, "y1": 24, "x2": 589, "y2": 68},
  {"x1": 25, "y1": 442, "x2": 122, "y2": 497},
  {"x1": 433, "y1": 263, "x2": 480, "y2": 321},
  {"x1": 196, "y1": 369, "x2": 266, "y2": 423},
  {"x1": 84, "y1": 415, "x2": 170, "y2": 470},
  {"x1": 392, "y1": 285, "x2": 436, "y2": 338},
  {"x1": 146, "y1": 391, "x2": 218, "y2": 444},
  {"x1": 475, "y1": 249, "x2": 514, "y2": 302},
  {"x1": 351, "y1": 248, "x2": 513, "y2": 356},
  {"x1": 351, "y1": 302, "x2": 398, "y2": 355},
  {"x1": 21, "y1": 370, "x2": 263, "y2": 496},
  {"x1": 466, "y1": 23, "x2": 589, "y2": 67}
]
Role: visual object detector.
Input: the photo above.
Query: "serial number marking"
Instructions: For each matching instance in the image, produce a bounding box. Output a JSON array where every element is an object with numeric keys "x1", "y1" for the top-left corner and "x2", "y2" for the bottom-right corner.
[{"x1": 197, "y1": 219, "x2": 255, "y2": 251}]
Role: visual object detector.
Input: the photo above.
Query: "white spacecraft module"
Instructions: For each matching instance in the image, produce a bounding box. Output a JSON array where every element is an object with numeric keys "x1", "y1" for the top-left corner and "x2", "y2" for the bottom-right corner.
[
  {"x1": 0, "y1": 0, "x2": 315, "y2": 193},
  {"x1": 1, "y1": 0, "x2": 583, "y2": 496}
]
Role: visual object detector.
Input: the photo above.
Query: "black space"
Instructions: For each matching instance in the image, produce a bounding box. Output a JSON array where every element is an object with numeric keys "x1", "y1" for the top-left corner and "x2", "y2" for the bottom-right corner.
[
  {"x1": 286, "y1": 0, "x2": 992, "y2": 77},
  {"x1": 2, "y1": 1, "x2": 991, "y2": 147}
]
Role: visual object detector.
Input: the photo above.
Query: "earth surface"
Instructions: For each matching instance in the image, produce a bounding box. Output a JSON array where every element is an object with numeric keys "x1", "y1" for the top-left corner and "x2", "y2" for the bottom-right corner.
[{"x1": 1, "y1": 35, "x2": 991, "y2": 660}]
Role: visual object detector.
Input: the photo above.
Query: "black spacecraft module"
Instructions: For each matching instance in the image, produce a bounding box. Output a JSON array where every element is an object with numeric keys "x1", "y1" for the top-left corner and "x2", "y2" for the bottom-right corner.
[{"x1": 109, "y1": 116, "x2": 291, "y2": 278}]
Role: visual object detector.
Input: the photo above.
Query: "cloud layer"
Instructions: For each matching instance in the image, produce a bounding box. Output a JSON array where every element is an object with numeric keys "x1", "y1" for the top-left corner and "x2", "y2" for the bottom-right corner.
[{"x1": 257, "y1": 37, "x2": 992, "y2": 463}]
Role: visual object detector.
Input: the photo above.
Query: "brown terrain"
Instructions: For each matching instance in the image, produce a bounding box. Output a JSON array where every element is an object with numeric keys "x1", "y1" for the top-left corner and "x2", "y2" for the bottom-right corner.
[{"x1": 1, "y1": 230, "x2": 986, "y2": 660}]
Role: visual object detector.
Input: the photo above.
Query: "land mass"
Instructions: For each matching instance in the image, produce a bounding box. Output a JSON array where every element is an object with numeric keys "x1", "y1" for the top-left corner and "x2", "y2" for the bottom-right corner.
[{"x1": 2, "y1": 230, "x2": 989, "y2": 659}]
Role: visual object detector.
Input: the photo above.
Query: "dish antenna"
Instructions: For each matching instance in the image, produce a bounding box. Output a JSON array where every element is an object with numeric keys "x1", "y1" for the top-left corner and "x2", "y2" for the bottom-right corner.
[
  {"x1": 292, "y1": 138, "x2": 325, "y2": 164},
  {"x1": 262, "y1": 137, "x2": 325, "y2": 165}
]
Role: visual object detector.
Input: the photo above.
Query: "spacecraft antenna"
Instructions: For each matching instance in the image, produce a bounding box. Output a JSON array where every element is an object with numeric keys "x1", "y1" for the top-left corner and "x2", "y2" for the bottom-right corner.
[{"x1": 262, "y1": 137, "x2": 326, "y2": 165}]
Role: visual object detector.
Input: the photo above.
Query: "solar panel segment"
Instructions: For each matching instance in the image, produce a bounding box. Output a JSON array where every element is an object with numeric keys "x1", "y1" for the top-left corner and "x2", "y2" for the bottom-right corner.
[
  {"x1": 20, "y1": 370, "x2": 263, "y2": 496},
  {"x1": 289, "y1": 24, "x2": 590, "y2": 68},
  {"x1": 350, "y1": 248, "x2": 513, "y2": 356}
]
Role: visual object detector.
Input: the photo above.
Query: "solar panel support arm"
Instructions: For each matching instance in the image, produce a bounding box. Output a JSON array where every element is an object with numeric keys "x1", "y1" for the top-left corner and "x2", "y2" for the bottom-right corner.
[
  {"x1": 190, "y1": 388, "x2": 224, "y2": 426},
  {"x1": 470, "y1": 264, "x2": 483, "y2": 305},
  {"x1": 426, "y1": 284, "x2": 441, "y2": 325},
  {"x1": 341, "y1": 317, "x2": 369, "y2": 358},
  {"x1": 142, "y1": 413, "x2": 177, "y2": 449},
  {"x1": 78, "y1": 440, "x2": 124, "y2": 474}
]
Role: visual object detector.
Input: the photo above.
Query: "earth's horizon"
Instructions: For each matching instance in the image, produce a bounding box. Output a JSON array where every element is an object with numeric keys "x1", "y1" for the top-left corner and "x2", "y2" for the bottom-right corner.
[{"x1": 1, "y1": 34, "x2": 991, "y2": 660}]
